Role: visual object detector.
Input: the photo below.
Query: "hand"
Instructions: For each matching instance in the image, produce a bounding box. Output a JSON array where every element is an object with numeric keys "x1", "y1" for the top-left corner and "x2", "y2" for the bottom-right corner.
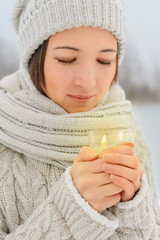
[
  {"x1": 101, "y1": 143, "x2": 143, "y2": 202},
  {"x1": 71, "y1": 146, "x2": 122, "y2": 213}
]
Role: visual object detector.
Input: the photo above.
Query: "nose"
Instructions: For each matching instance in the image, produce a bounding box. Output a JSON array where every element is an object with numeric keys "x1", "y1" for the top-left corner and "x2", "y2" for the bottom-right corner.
[{"x1": 74, "y1": 64, "x2": 96, "y2": 90}]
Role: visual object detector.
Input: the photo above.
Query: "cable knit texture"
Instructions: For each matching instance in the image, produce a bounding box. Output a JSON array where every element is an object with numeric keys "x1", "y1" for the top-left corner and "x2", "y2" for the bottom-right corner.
[
  {"x1": 0, "y1": 0, "x2": 159, "y2": 239},
  {"x1": 0, "y1": 71, "x2": 135, "y2": 170},
  {"x1": 11, "y1": 0, "x2": 125, "y2": 90},
  {"x1": 0, "y1": 71, "x2": 160, "y2": 239}
]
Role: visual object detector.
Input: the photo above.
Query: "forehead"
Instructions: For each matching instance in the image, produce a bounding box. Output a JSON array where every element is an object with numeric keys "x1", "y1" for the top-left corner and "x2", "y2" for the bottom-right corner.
[{"x1": 49, "y1": 26, "x2": 117, "y2": 50}]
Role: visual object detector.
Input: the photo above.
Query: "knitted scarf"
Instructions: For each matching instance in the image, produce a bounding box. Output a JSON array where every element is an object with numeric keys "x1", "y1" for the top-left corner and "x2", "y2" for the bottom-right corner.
[{"x1": 0, "y1": 70, "x2": 136, "y2": 169}]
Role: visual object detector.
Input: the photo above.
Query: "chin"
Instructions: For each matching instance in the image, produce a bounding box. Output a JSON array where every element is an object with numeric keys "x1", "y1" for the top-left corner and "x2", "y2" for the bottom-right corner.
[{"x1": 65, "y1": 104, "x2": 98, "y2": 113}]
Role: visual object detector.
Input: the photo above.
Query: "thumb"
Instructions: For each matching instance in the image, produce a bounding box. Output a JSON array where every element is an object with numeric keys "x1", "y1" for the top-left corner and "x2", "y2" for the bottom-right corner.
[{"x1": 76, "y1": 146, "x2": 98, "y2": 162}]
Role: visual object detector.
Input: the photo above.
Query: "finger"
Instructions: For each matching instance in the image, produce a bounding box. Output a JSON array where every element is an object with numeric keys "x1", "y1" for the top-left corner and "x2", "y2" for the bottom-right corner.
[
  {"x1": 81, "y1": 157, "x2": 112, "y2": 173},
  {"x1": 111, "y1": 175, "x2": 136, "y2": 202},
  {"x1": 98, "y1": 183, "x2": 123, "y2": 198},
  {"x1": 90, "y1": 193, "x2": 121, "y2": 212},
  {"x1": 99, "y1": 145, "x2": 134, "y2": 158},
  {"x1": 110, "y1": 174, "x2": 138, "y2": 202},
  {"x1": 103, "y1": 193, "x2": 121, "y2": 208},
  {"x1": 122, "y1": 142, "x2": 134, "y2": 148},
  {"x1": 85, "y1": 183, "x2": 122, "y2": 202},
  {"x1": 111, "y1": 174, "x2": 141, "y2": 201},
  {"x1": 83, "y1": 173, "x2": 112, "y2": 191},
  {"x1": 102, "y1": 153, "x2": 140, "y2": 169},
  {"x1": 81, "y1": 154, "x2": 141, "y2": 176},
  {"x1": 76, "y1": 146, "x2": 98, "y2": 162},
  {"x1": 93, "y1": 172, "x2": 112, "y2": 186},
  {"x1": 110, "y1": 174, "x2": 134, "y2": 193},
  {"x1": 103, "y1": 163, "x2": 140, "y2": 183}
]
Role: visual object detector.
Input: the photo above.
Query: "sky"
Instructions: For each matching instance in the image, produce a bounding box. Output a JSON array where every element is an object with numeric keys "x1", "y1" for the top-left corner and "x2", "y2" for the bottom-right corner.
[
  {"x1": 125, "y1": 0, "x2": 160, "y2": 66},
  {"x1": 0, "y1": 0, "x2": 160, "y2": 74}
]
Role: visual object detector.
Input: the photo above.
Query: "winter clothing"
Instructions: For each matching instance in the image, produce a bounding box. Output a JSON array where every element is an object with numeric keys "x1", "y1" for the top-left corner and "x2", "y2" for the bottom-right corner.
[
  {"x1": 0, "y1": 0, "x2": 159, "y2": 239},
  {"x1": 0, "y1": 72, "x2": 160, "y2": 239},
  {"x1": 11, "y1": 0, "x2": 125, "y2": 90}
]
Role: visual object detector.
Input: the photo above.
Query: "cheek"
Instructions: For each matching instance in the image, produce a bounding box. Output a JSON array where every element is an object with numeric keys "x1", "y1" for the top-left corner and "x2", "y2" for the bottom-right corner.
[
  {"x1": 44, "y1": 62, "x2": 72, "y2": 96},
  {"x1": 98, "y1": 66, "x2": 116, "y2": 89}
]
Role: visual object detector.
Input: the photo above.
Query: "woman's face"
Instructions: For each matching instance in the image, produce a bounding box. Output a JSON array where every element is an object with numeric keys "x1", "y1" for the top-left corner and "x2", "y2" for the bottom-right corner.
[{"x1": 44, "y1": 26, "x2": 117, "y2": 113}]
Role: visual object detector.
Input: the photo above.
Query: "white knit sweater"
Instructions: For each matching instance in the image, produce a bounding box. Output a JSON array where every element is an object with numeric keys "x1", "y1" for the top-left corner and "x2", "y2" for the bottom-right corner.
[{"x1": 0, "y1": 71, "x2": 160, "y2": 240}]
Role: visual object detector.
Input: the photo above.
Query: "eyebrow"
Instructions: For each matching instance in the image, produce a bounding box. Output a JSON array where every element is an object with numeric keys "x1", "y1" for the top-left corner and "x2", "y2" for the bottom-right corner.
[{"x1": 53, "y1": 46, "x2": 117, "y2": 53}]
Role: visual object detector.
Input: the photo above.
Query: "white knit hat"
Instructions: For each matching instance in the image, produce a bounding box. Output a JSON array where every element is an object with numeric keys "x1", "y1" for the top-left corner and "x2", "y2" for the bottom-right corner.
[{"x1": 12, "y1": 0, "x2": 125, "y2": 89}]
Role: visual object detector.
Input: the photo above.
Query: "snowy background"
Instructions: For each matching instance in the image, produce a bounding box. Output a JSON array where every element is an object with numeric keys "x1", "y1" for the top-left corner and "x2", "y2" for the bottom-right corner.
[{"x1": 0, "y1": 0, "x2": 160, "y2": 202}]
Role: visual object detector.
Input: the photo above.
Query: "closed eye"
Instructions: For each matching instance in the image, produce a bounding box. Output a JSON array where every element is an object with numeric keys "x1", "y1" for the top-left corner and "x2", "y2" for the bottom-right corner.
[
  {"x1": 57, "y1": 58, "x2": 76, "y2": 64},
  {"x1": 98, "y1": 60, "x2": 112, "y2": 65},
  {"x1": 56, "y1": 58, "x2": 112, "y2": 65}
]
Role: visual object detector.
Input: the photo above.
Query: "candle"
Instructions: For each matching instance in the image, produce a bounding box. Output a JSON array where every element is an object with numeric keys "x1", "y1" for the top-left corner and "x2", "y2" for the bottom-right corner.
[
  {"x1": 93, "y1": 134, "x2": 107, "y2": 154},
  {"x1": 89, "y1": 129, "x2": 135, "y2": 158},
  {"x1": 88, "y1": 129, "x2": 130, "y2": 156}
]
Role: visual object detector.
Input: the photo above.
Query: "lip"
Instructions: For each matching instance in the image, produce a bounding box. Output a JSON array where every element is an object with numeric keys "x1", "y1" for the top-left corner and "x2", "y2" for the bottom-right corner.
[
  {"x1": 68, "y1": 94, "x2": 94, "y2": 103},
  {"x1": 70, "y1": 95, "x2": 94, "y2": 98}
]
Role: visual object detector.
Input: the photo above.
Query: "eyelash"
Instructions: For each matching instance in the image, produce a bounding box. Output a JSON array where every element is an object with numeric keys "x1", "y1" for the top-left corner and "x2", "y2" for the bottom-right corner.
[{"x1": 57, "y1": 58, "x2": 112, "y2": 65}]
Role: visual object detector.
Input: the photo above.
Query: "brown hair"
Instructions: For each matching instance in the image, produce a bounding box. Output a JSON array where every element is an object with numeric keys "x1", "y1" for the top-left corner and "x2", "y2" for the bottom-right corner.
[
  {"x1": 28, "y1": 39, "x2": 49, "y2": 97},
  {"x1": 28, "y1": 39, "x2": 119, "y2": 96}
]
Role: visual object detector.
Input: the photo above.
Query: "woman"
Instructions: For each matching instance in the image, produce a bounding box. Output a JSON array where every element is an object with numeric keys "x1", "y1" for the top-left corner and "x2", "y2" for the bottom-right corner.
[{"x1": 0, "y1": 0, "x2": 159, "y2": 239}]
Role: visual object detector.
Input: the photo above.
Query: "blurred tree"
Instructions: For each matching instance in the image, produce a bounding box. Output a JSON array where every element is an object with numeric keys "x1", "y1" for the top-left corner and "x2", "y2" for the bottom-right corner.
[
  {"x1": 154, "y1": 66, "x2": 160, "y2": 102},
  {"x1": 119, "y1": 38, "x2": 160, "y2": 103},
  {"x1": 0, "y1": 36, "x2": 19, "y2": 79}
]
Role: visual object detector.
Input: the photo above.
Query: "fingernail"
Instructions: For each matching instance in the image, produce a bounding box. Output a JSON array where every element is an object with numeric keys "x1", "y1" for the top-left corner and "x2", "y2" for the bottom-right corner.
[
  {"x1": 110, "y1": 174, "x2": 114, "y2": 179},
  {"x1": 103, "y1": 163, "x2": 112, "y2": 171}
]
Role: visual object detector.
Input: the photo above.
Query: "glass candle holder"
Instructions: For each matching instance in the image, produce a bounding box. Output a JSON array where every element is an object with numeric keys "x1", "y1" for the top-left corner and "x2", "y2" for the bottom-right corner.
[{"x1": 89, "y1": 129, "x2": 134, "y2": 155}]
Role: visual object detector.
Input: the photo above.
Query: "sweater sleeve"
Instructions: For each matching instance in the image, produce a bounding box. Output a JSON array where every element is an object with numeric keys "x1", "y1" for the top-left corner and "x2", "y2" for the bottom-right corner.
[
  {"x1": 135, "y1": 129, "x2": 160, "y2": 236},
  {"x1": 1, "y1": 129, "x2": 159, "y2": 240},
  {"x1": 65, "y1": 167, "x2": 160, "y2": 240},
  {"x1": 0, "y1": 165, "x2": 119, "y2": 240},
  {"x1": 105, "y1": 128, "x2": 160, "y2": 240},
  {"x1": 109, "y1": 174, "x2": 160, "y2": 240}
]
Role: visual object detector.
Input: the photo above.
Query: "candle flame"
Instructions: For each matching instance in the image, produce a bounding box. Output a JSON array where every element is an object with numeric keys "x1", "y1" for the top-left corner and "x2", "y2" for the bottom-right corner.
[{"x1": 101, "y1": 134, "x2": 107, "y2": 148}]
